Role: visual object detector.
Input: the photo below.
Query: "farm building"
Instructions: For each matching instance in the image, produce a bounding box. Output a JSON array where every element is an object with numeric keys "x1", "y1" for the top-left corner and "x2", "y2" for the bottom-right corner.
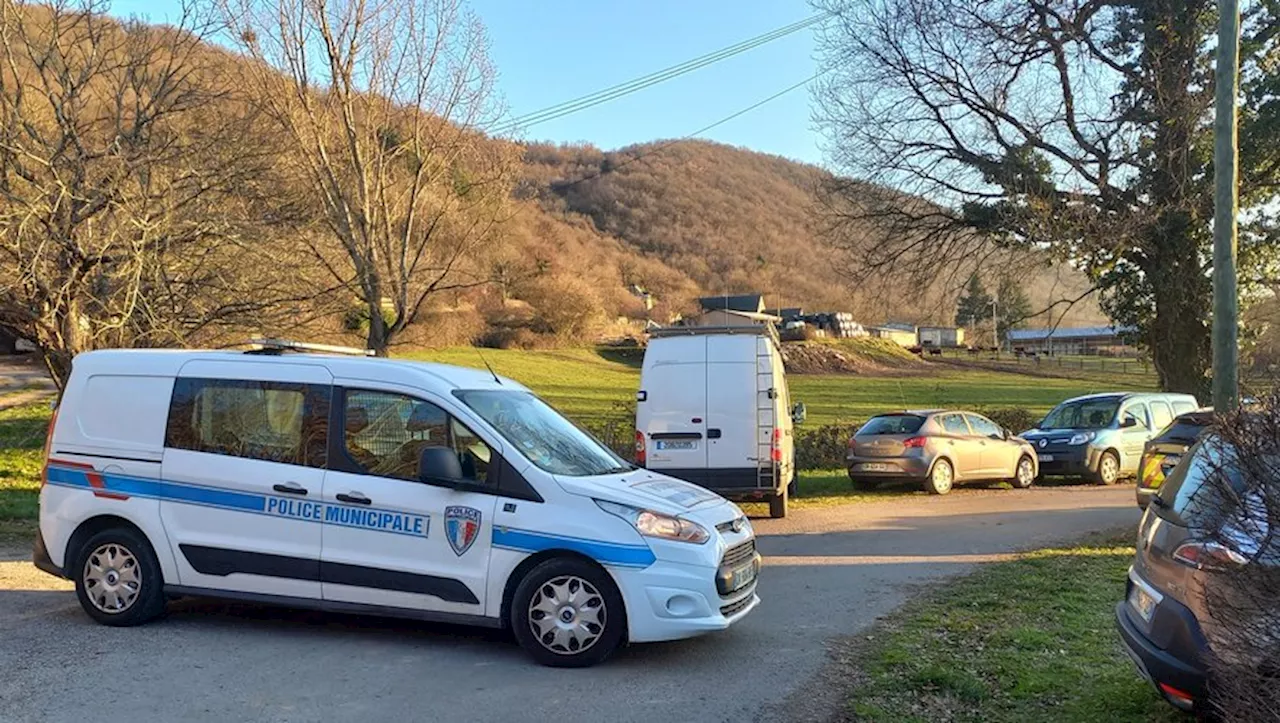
[
  {"x1": 1006, "y1": 326, "x2": 1136, "y2": 355},
  {"x1": 687, "y1": 308, "x2": 781, "y2": 328},
  {"x1": 687, "y1": 294, "x2": 780, "y2": 328},
  {"x1": 919, "y1": 326, "x2": 965, "y2": 348},
  {"x1": 869, "y1": 325, "x2": 918, "y2": 347},
  {"x1": 697, "y1": 294, "x2": 765, "y2": 314}
]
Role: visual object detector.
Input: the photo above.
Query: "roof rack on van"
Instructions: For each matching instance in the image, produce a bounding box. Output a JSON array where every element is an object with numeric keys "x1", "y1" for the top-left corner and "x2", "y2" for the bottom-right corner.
[
  {"x1": 647, "y1": 324, "x2": 780, "y2": 343},
  {"x1": 245, "y1": 338, "x2": 375, "y2": 357}
]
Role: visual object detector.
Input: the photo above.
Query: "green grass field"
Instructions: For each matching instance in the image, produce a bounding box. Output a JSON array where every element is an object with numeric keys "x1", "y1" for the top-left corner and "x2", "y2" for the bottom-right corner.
[
  {"x1": 406, "y1": 347, "x2": 1156, "y2": 425},
  {"x1": 843, "y1": 534, "x2": 1183, "y2": 723}
]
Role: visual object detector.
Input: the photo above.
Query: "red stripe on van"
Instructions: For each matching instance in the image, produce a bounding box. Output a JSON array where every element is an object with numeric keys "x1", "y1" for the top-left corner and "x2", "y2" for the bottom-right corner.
[{"x1": 47, "y1": 459, "x2": 129, "y2": 501}]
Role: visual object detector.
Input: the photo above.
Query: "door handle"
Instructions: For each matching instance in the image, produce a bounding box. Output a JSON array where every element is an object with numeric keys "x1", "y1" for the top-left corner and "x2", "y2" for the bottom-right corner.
[
  {"x1": 337, "y1": 492, "x2": 372, "y2": 505},
  {"x1": 273, "y1": 483, "x2": 308, "y2": 496},
  {"x1": 707, "y1": 429, "x2": 722, "y2": 439}
]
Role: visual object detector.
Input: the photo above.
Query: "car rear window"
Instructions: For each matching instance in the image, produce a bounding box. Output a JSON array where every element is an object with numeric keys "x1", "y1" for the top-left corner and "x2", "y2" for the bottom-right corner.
[
  {"x1": 1158, "y1": 438, "x2": 1245, "y2": 526},
  {"x1": 859, "y1": 415, "x2": 925, "y2": 435},
  {"x1": 1155, "y1": 414, "x2": 1213, "y2": 444}
]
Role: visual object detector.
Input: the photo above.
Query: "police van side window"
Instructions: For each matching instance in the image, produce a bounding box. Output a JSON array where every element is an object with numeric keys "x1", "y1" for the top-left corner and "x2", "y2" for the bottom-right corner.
[
  {"x1": 165, "y1": 378, "x2": 329, "y2": 467},
  {"x1": 343, "y1": 390, "x2": 492, "y2": 486}
]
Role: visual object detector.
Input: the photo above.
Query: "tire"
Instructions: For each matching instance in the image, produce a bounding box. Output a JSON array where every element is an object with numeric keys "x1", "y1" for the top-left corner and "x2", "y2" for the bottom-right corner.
[
  {"x1": 924, "y1": 458, "x2": 954, "y2": 495},
  {"x1": 73, "y1": 527, "x2": 166, "y2": 627},
  {"x1": 1011, "y1": 455, "x2": 1036, "y2": 489},
  {"x1": 510, "y1": 557, "x2": 627, "y2": 668},
  {"x1": 1094, "y1": 451, "x2": 1121, "y2": 486},
  {"x1": 769, "y1": 488, "x2": 789, "y2": 518}
]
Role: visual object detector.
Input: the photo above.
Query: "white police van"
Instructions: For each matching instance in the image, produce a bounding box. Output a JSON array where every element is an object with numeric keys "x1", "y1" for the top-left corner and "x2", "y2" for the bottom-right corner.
[{"x1": 33, "y1": 341, "x2": 760, "y2": 667}]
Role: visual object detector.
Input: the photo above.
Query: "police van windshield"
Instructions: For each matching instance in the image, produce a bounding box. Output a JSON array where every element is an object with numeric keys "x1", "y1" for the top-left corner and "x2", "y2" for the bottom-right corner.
[{"x1": 454, "y1": 390, "x2": 632, "y2": 477}]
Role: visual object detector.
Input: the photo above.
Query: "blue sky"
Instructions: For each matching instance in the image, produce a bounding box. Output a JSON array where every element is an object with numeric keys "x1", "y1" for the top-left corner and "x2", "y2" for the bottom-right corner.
[{"x1": 107, "y1": 0, "x2": 826, "y2": 164}]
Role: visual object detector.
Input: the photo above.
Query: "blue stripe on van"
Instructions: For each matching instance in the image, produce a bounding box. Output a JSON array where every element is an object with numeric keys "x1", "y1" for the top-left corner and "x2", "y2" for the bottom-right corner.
[
  {"x1": 492, "y1": 527, "x2": 656, "y2": 568},
  {"x1": 44, "y1": 465, "x2": 426, "y2": 539},
  {"x1": 46, "y1": 466, "x2": 266, "y2": 511}
]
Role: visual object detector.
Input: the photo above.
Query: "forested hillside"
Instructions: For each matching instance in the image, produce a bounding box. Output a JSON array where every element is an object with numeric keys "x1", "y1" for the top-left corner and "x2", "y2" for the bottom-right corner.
[{"x1": 507, "y1": 139, "x2": 1107, "y2": 336}]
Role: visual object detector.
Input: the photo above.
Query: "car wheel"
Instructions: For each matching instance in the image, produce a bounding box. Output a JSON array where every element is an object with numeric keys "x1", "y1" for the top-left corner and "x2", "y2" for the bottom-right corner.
[
  {"x1": 1011, "y1": 456, "x2": 1036, "y2": 489},
  {"x1": 769, "y1": 488, "x2": 789, "y2": 518},
  {"x1": 1094, "y1": 451, "x2": 1120, "y2": 486},
  {"x1": 73, "y1": 527, "x2": 166, "y2": 627},
  {"x1": 510, "y1": 557, "x2": 626, "y2": 668},
  {"x1": 924, "y1": 459, "x2": 954, "y2": 495}
]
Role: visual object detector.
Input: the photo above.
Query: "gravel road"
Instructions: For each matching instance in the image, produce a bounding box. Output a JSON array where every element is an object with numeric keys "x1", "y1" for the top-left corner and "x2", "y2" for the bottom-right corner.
[{"x1": 0, "y1": 486, "x2": 1139, "y2": 723}]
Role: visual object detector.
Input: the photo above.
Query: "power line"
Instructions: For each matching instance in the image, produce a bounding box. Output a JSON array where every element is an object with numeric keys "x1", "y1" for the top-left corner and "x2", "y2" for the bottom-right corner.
[
  {"x1": 552, "y1": 69, "x2": 827, "y2": 192},
  {"x1": 491, "y1": 13, "x2": 828, "y2": 135}
]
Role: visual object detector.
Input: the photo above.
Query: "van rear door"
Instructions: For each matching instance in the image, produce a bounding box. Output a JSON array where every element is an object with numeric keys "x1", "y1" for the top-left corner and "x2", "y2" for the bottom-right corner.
[
  {"x1": 706, "y1": 336, "x2": 765, "y2": 482},
  {"x1": 639, "y1": 336, "x2": 708, "y2": 474}
]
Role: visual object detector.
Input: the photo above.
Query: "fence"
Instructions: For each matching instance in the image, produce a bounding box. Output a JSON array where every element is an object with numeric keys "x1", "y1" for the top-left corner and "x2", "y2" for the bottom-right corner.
[{"x1": 939, "y1": 349, "x2": 1152, "y2": 377}]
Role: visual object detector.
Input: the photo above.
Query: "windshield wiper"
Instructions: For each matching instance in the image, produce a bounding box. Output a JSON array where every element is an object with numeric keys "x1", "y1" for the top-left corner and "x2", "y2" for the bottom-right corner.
[{"x1": 602, "y1": 466, "x2": 635, "y2": 474}]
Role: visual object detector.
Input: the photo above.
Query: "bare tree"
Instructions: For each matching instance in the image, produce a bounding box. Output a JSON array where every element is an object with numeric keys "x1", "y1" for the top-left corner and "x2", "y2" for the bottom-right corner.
[
  {"x1": 813, "y1": 0, "x2": 1280, "y2": 394},
  {"x1": 0, "y1": 0, "x2": 307, "y2": 387},
  {"x1": 221, "y1": 0, "x2": 517, "y2": 355}
]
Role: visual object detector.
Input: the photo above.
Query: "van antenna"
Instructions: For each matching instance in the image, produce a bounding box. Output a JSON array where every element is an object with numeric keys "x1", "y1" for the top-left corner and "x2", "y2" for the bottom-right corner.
[{"x1": 476, "y1": 349, "x2": 503, "y2": 385}]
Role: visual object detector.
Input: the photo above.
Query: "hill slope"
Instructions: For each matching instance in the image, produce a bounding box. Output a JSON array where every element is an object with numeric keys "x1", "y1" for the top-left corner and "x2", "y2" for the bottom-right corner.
[{"x1": 506, "y1": 139, "x2": 1107, "y2": 336}]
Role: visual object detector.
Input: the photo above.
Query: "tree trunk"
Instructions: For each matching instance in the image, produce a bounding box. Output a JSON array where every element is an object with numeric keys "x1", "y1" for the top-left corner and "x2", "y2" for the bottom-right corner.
[{"x1": 365, "y1": 298, "x2": 390, "y2": 357}]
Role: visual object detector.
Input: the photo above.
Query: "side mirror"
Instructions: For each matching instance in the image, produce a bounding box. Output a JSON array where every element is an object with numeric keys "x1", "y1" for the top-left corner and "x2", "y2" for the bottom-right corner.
[
  {"x1": 791, "y1": 402, "x2": 807, "y2": 425},
  {"x1": 1121, "y1": 416, "x2": 1140, "y2": 429},
  {"x1": 418, "y1": 446, "x2": 464, "y2": 487},
  {"x1": 1001, "y1": 428, "x2": 1011, "y2": 440}
]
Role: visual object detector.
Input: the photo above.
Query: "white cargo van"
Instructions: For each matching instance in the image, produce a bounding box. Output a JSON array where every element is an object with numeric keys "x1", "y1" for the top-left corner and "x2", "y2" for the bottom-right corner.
[
  {"x1": 635, "y1": 326, "x2": 803, "y2": 518},
  {"x1": 34, "y1": 341, "x2": 760, "y2": 667}
]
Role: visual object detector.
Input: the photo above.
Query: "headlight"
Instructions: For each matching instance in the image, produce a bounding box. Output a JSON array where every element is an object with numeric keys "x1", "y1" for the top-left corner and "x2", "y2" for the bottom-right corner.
[
  {"x1": 1068, "y1": 432, "x2": 1095, "y2": 445},
  {"x1": 596, "y1": 500, "x2": 710, "y2": 544}
]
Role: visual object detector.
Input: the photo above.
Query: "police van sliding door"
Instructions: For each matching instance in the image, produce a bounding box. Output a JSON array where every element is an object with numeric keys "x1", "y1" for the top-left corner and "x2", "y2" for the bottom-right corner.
[
  {"x1": 160, "y1": 361, "x2": 333, "y2": 599},
  {"x1": 320, "y1": 383, "x2": 496, "y2": 615}
]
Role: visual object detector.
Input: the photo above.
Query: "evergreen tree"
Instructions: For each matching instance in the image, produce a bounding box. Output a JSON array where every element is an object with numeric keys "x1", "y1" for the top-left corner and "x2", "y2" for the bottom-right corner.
[
  {"x1": 955, "y1": 274, "x2": 992, "y2": 329},
  {"x1": 996, "y1": 276, "x2": 1032, "y2": 343}
]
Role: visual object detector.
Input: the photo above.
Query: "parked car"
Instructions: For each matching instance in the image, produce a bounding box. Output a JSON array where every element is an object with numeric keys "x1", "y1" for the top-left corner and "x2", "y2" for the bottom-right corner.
[
  {"x1": 1116, "y1": 435, "x2": 1268, "y2": 713},
  {"x1": 635, "y1": 325, "x2": 803, "y2": 518},
  {"x1": 1021, "y1": 392, "x2": 1198, "y2": 485},
  {"x1": 846, "y1": 410, "x2": 1038, "y2": 495},
  {"x1": 1136, "y1": 409, "x2": 1214, "y2": 509}
]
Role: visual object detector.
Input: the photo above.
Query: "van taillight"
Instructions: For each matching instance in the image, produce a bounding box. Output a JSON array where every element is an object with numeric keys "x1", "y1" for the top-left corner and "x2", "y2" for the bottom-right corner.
[
  {"x1": 771, "y1": 428, "x2": 782, "y2": 463},
  {"x1": 40, "y1": 405, "x2": 59, "y2": 488},
  {"x1": 635, "y1": 431, "x2": 646, "y2": 466},
  {"x1": 903, "y1": 437, "x2": 926, "y2": 449}
]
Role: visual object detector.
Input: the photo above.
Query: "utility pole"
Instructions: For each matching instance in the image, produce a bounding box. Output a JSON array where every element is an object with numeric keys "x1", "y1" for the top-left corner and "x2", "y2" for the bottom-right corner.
[{"x1": 1212, "y1": 0, "x2": 1241, "y2": 410}]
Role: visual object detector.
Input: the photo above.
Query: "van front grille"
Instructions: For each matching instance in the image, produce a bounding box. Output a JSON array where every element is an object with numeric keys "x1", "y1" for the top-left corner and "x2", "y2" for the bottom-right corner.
[{"x1": 721, "y1": 539, "x2": 756, "y2": 569}]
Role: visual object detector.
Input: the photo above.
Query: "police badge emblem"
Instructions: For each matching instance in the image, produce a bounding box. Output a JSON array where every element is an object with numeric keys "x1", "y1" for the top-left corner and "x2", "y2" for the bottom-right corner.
[{"x1": 445, "y1": 506, "x2": 482, "y2": 557}]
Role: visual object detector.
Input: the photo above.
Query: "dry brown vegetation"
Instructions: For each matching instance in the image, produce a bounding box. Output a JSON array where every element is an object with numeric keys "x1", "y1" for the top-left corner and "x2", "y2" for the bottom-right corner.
[{"x1": 0, "y1": 0, "x2": 1107, "y2": 381}]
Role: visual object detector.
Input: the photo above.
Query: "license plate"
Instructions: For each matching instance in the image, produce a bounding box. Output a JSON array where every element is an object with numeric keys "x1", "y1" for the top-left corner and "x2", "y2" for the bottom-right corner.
[
  {"x1": 729, "y1": 560, "x2": 758, "y2": 592},
  {"x1": 1038, "y1": 454, "x2": 1055, "y2": 462},
  {"x1": 858, "y1": 463, "x2": 894, "y2": 472},
  {"x1": 1128, "y1": 584, "x2": 1157, "y2": 623},
  {"x1": 656, "y1": 440, "x2": 696, "y2": 451}
]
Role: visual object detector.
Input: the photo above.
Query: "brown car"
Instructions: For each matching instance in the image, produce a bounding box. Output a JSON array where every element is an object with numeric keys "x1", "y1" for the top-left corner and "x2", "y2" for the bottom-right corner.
[{"x1": 846, "y1": 410, "x2": 1039, "y2": 494}]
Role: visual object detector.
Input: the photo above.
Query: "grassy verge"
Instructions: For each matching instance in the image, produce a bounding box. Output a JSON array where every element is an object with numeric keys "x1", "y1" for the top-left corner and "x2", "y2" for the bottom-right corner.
[
  {"x1": 0, "y1": 403, "x2": 46, "y2": 528},
  {"x1": 842, "y1": 533, "x2": 1184, "y2": 723}
]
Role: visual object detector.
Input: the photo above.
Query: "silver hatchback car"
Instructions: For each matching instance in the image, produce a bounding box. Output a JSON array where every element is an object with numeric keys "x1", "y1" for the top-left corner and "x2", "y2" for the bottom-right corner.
[{"x1": 846, "y1": 410, "x2": 1038, "y2": 494}]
